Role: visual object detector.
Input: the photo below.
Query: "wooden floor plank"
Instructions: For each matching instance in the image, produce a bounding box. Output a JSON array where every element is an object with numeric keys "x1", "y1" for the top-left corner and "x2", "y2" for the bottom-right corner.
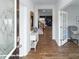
[{"x1": 23, "y1": 26, "x2": 79, "y2": 59}]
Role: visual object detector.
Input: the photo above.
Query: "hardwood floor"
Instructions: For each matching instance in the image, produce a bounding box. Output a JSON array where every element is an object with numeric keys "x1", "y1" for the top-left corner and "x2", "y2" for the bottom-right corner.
[{"x1": 23, "y1": 26, "x2": 79, "y2": 59}]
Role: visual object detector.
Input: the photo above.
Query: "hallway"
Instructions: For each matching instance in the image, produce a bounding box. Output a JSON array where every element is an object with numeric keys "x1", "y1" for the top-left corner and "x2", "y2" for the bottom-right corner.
[{"x1": 23, "y1": 27, "x2": 79, "y2": 59}]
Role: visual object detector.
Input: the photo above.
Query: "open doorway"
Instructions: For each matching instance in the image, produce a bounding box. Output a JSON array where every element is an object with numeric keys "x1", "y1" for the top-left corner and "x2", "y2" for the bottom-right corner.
[{"x1": 38, "y1": 9, "x2": 53, "y2": 37}]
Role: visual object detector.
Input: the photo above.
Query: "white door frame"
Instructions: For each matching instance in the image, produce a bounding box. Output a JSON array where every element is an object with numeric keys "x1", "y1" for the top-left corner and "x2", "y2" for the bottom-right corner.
[{"x1": 59, "y1": 11, "x2": 68, "y2": 46}]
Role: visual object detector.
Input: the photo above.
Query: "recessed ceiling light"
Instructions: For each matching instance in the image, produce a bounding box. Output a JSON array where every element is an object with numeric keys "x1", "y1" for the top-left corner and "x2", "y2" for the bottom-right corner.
[{"x1": 42, "y1": 10, "x2": 46, "y2": 12}]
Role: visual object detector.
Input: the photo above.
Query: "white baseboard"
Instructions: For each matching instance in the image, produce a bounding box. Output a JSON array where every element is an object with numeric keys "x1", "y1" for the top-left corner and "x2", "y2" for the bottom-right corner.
[
  {"x1": 19, "y1": 48, "x2": 30, "y2": 57},
  {"x1": 52, "y1": 38, "x2": 61, "y2": 46}
]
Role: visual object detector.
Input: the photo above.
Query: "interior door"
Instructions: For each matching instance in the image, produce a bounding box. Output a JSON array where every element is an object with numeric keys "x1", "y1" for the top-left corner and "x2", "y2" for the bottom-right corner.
[{"x1": 59, "y1": 11, "x2": 68, "y2": 46}]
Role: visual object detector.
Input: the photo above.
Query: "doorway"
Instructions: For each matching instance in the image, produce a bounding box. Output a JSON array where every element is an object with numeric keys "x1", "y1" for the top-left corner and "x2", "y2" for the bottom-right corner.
[{"x1": 38, "y1": 9, "x2": 53, "y2": 38}]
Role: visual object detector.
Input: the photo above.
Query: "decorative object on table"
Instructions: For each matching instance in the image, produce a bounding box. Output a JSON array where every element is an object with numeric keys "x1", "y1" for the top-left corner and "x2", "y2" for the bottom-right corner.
[{"x1": 33, "y1": 27, "x2": 38, "y2": 32}]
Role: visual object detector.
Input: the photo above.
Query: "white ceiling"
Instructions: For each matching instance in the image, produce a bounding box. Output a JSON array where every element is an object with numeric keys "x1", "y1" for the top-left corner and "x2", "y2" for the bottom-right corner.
[
  {"x1": 32, "y1": 0, "x2": 58, "y2": 5},
  {"x1": 63, "y1": 0, "x2": 79, "y2": 11}
]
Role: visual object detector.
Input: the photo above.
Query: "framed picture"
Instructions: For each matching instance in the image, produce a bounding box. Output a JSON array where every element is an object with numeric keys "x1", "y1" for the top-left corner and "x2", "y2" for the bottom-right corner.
[{"x1": 30, "y1": 11, "x2": 34, "y2": 31}]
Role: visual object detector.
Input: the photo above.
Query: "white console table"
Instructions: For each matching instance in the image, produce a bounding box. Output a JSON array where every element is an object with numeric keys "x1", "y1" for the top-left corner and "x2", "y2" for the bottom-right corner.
[{"x1": 30, "y1": 31, "x2": 38, "y2": 51}]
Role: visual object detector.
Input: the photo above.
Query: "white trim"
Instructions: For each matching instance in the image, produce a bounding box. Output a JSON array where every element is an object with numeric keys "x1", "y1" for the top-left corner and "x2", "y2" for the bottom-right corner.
[
  {"x1": 19, "y1": 48, "x2": 31, "y2": 57},
  {"x1": 14, "y1": 0, "x2": 17, "y2": 54},
  {"x1": 5, "y1": 47, "x2": 16, "y2": 59},
  {"x1": 58, "y1": 10, "x2": 61, "y2": 46},
  {"x1": 58, "y1": 10, "x2": 68, "y2": 46}
]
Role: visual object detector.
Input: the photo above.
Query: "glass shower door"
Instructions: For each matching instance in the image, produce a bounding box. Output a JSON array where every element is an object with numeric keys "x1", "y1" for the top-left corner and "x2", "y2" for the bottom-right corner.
[{"x1": 0, "y1": 0, "x2": 16, "y2": 59}]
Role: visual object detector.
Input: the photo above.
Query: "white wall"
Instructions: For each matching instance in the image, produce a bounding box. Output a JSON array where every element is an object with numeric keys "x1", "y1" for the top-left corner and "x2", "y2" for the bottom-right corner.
[
  {"x1": 34, "y1": 8, "x2": 39, "y2": 28},
  {"x1": 58, "y1": 5, "x2": 79, "y2": 46},
  {"x1": 56, "y1": 0, "x2": 73, "y2": 46},
  {"x1": 48, "y1": 0, "x2": 74, "y2": 46},
  {"x1": 53, "y1": 6, "x2": 59, "y2": 46},
  {"x1": 67, "y1": 6, "x2": 79, "y2": 28},
  {"x1": 19, "y1": 0, "x2": 34, "y2": 56}
]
